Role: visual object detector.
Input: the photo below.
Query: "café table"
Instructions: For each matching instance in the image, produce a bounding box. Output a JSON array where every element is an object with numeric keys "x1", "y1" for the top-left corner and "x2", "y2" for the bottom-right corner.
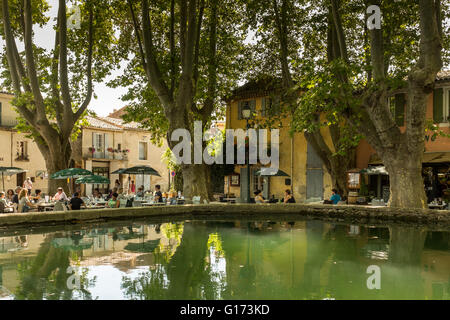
[
  {"x1": 83, "y1": 205, "x2": 106, "y2": 210},
  {"x1": 38, "y1": 202, "x2": 55, "y2": 212},
  {"x1": 428, "y1": 203, "x2": 447, "y2": 210},
  {"x1": 141, "y1": 202, "x2": 166, "y2": 207}
]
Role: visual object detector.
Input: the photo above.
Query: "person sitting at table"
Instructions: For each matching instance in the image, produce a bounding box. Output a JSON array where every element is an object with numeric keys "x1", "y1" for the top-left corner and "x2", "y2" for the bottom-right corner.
[
  {"x1": 106, "y1": 187, "x2": 118, "y2": 200},
  {"x1": 32, "y1": 189, "x2": 42, "y2": 203},
  {"x1": 330, "y1": 189, "x2": 341, "y2": 205},
  {"x1": 168, "y1": 191, "x2": 177, "y2": 205},
  {"x1": 254, "y1": 190, "x2": 265, "y2": 203},
  {"x1": 54, "y1": 187, "x2": 69, "y2": 202},
  {"x1": 92, "y1": 188, "x2": 102, "y2": 200},
  {"x1": 136, "y1": 187, "x2": 144, "y2": 198},
  {"x1": 0, "y1": 192, "x2": 14, "y2": 213},
  {"x1": 154, "y1": 185, "x2": 163, "y2": 203},
  {"x1": 72, "y1": 186, "x2": 81, "y2": 198},
  {"x1": 69, "y1": 192, "x2": 86, "y2": 210},
  {"x1": 107, "y1": 193, "x2": 120, "y2": 208},
  {"x1": 6, "y1": 189, "x2": 15, "y2": 202},
  {"x1": 283, "y1": 189, "x2": 296, "y2": 203},
  {"x1": 12, "y1": 186, "x2": 22, "y2": 205},
  {"x1": 18, "y1": 189, "x2": 36, "y2": 213}
]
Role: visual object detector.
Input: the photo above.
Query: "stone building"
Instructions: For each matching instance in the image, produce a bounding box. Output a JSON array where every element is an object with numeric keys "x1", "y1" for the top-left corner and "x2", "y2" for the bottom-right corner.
[{"x1": 0, "y1": 93, "x2": 169, "y2": 195}]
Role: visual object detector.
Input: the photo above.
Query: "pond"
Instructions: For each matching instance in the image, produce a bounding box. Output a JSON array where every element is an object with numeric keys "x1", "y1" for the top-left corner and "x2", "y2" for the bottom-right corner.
[{"x1": 0, "y1": 218, "x2": 448, "y2": 300}]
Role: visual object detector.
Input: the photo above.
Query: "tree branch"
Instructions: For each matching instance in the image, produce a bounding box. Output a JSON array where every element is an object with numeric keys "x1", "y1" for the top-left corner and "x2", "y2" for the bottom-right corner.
[
  {"x1": 23, "y1": 0, "x2": 47, "y2": 119},
  {"x1": 74, "y1": 5, "x2": 94, "y2": 121},
  {"x1": 201, "y1": 0, "x2": 217, "y2": 122},
  {"x1": 141, "y1": 0, "x2": 173, "y2": 107},
  {"x1": 58, "y1": 0, "x2": 73, "y2": 112}
]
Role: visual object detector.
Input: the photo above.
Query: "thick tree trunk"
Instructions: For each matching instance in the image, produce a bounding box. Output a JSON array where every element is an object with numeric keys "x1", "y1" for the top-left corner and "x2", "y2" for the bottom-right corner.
[
  {"x1": 39, "y1": 141, "x2": 72, "y2": 195},
  {"x1": 384, "y1": 154, "x2": 427, "y2": 208},
  {"x1": 181, "y1": 164, "x2": 212, "y2": 202},
  {"x1": 329, "y1": 156, "x2": 351, "y2": 198}
]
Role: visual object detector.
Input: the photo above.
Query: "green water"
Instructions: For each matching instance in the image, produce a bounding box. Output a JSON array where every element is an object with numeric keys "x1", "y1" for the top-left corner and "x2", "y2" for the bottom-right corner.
[{"x1": 0, "y1": 219, "x2": 449, "y2": 300}]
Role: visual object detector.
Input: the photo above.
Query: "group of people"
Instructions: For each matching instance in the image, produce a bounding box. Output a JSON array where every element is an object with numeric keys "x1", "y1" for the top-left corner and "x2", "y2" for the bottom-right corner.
[
  {"x1": 1, "y1": 186, "x2": 43, "y2": 213},
  {"x1": 253, "y1": 189, "x2": 296, "y2": 204},
  {"x1": 252, "y1": 188, "x2": 342, "y2": 205}
]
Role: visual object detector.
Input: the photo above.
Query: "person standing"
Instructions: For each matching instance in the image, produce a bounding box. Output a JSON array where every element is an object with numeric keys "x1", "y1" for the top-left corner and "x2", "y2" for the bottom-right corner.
[
  {"x1": 23, "y1": 178, "x2": 32, "y2": 195},
  {"x1": 130, "y1": 180, "x2": 136, "y2": 194},
  {"x1": 115, "y1": 179, "x2": 121, "y2": 189}
]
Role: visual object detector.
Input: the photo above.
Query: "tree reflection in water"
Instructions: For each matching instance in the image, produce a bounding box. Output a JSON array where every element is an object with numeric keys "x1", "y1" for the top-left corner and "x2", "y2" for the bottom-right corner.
[{"x1": 14, "y1": 232, "x2": 96, "y2": 300}]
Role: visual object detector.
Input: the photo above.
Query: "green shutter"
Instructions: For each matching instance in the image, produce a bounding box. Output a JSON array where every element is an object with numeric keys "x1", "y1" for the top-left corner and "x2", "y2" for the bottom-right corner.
[
  {"x1": 237, "y1": 101, "x2": 243, "y2": 120},
  {"x1": 250, "y1": 100, "x2": 256, "y2": 118},
  {"x1": 273, "y1": 96, "x2": 281, "y2": 115},
  {"x1": 394, "y1": 93, "x2": 405, "y2": 126},
  {"x1": 433, "y1": 88, "x2": 443, "y2": 123},
  {"x1": 261, "y1": 98, "x2": 266, "y2": 117}
]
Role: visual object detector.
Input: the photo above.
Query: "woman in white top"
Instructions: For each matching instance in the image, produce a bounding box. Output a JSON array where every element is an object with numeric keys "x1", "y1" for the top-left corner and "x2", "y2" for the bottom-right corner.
[{"x1": 54, "y1": 187, "x2": 69, "y2": 201}]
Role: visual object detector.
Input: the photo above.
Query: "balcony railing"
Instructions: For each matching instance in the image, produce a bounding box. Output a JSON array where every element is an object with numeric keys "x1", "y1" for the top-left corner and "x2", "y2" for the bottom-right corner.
[
  {"x1": 0, "y1": 116, "x2": 19, "y2": 127},
  {"x1": 84, "y1": 149, "x2": 128, "y2": 161}
]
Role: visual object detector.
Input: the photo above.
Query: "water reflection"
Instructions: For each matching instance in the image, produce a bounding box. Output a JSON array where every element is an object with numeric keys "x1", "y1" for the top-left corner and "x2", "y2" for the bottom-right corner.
[{"x1": 0, "y1": 220, "x2": 448, "y2": 300}]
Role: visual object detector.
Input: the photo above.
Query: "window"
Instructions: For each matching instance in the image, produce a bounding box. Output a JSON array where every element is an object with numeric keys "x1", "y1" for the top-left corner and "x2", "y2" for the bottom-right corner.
[
  {"x1": 261, "y1": 96, "x2": 281, "y2": 117},
  {"x1": 92, "y1": 167, "x2": 110, "y2": 194},
  {"x1": 92, "y1": 133, "x2": 107, "y2": 158},
  {"x1": 433, "y1": 87, "x2": 450, "y2": 124},
  {"x1": 139, "y1": 141, "x2": 148, "y2": 160},
  {"x1": 16, "y1": 141, "x2": 28, "y2": 161}
]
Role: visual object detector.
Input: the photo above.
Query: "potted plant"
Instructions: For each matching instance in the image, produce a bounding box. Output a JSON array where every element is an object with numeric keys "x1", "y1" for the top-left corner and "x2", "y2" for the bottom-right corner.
[
  {"x1": 107, "y1": 147, "x2": 114, "y2": 153},
  {"x1": 88, "y1": 147, "x2": 96, "y2": 153}
]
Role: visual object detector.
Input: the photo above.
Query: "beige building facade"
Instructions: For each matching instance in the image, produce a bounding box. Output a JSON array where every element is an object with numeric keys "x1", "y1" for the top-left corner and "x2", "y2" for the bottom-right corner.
[{"x1": 0, "y1": 93, "x2": 169, "y2": 196}]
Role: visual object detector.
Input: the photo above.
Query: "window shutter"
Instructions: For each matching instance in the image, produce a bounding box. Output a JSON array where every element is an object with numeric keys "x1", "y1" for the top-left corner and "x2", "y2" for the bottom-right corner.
[
  {"x1": 250, "y1": 100, "x2": 256, "y2": 118},
  {"x1": 394, "y1": 93, "x2": 405, "y2": 126},
  {"x1": 433, "y1": 88, "x2": 443, "y2": 123},
  {"x1": 273, "y1": 96, "x2": 281, "y2": 115},
  {"x1": 237, "y1": 101, "x2": 243, "y2": 120},
  {"x1": 261, "y1": 98, "x2": 266, "y2": 117}
]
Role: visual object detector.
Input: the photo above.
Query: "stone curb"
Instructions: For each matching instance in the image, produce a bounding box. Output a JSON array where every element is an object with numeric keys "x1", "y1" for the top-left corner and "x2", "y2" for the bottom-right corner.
[{"x1": 0, "y1": 203, "x2": 449, "y2": 227}]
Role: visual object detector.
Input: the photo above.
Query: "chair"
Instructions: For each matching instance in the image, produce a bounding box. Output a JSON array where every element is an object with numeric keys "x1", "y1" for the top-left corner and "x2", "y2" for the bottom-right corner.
[
  {"x1": 132, "y1": 201, "x2": 142, "y2": 207},
  {"x1": 54, "y1": 201, "x2": 67, "y2": 212},
  {"x1": 0, "y1": 201, "x2": 12, "y2": 214},
  {"x1": 119, "y1": 199, "x2": 128, "y2": 208}
]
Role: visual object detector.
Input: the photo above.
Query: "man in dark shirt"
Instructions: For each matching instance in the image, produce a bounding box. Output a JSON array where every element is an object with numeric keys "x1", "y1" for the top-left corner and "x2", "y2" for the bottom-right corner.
[
  {"x1": 69, "y1": 192, "x2": 86, "y2": 210},
  {"x1": 154, "y1": 185, "x2": 163, "y2": 203},
  {"x1": 12, "y1": 186, "x2": 21, "y2": 205}
]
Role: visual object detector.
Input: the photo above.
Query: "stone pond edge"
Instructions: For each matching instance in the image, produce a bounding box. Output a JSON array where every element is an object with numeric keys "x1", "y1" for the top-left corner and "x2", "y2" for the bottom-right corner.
[{"x1": 0, "y1": 203, "x2": 449, "y2": 228}]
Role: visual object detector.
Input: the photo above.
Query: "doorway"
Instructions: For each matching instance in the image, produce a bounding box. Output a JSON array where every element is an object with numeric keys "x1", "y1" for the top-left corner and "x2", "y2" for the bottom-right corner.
[
  {"x1": 306, "y1": 143, "x2": 324, "y2": 200},
  {"x1": 16, "y1": 172, "x2": 26, "y2": 188}
]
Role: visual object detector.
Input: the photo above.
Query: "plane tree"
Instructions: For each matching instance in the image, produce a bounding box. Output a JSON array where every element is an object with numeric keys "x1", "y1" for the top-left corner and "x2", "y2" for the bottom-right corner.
[
  {"x1": 109, "y1": 0, "x2": 247, "y2": 200},
  {"x1": 0, "y1": 0, "x2": 117, "y2": 193}
]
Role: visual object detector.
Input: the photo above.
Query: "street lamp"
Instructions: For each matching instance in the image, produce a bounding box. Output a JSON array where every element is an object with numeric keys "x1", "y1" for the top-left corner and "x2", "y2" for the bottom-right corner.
[{"x1": 242, "y1": 102, "x2": 252, "y2": 203}]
